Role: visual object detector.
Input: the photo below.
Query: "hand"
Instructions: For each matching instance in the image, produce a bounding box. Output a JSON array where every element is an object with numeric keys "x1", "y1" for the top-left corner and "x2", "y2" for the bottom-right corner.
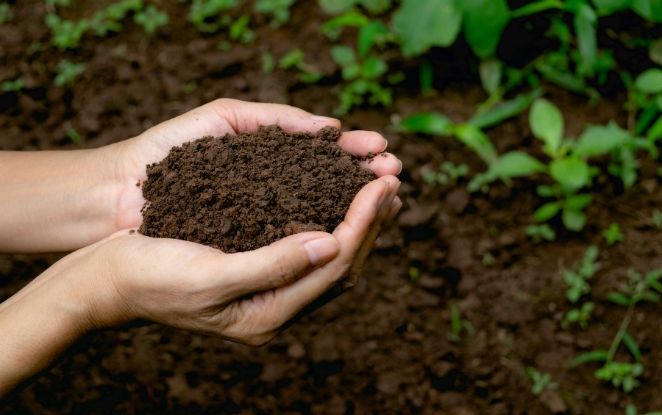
[{"x1": 105, "y1": 98, "x2": 402, "y2": 230}]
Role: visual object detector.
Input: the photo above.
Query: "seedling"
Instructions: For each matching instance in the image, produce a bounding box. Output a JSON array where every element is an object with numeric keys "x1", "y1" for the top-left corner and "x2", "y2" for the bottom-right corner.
[
  {"x1": 447, "y1": 303, "x2": 474, "y2": 343},
  {"x1": 652, "y1": 210, "x2": 662, "y2": 229},
  {"x1": 54, "y1": 60, "x2": 86, "y2": 88},
  {"x1": 526, "y1": 367, "x2": 558, "y2": 396},
  {"x1": 563, "y1": 301, "x2": 594, "y2": 329},
  {"x1": 0, "y1": 3, "x2": 12, "y2": 24},
  {"x1": 422, "y1": 162, "x2": 468, "y2": 186},
  {"x1": 188, "y1": 0, "x2": 238, "y2": 33},
  {"x1": 229, "y1": 14, "x2": 256, "y2": 44},
  {"x1": 45, "y1": 14, "x2": 89, "y2": 50},
  {"x1": 625, "y1": 404, "x2": 662, "y2": 415},
  {"x1": 408, "y1": 266, "x2": 420, "y2": 282},
  {"x1": 526, "y1": 224, "x2": 556, "y2": 242},
  {"x1": 1, "y1": 78, "x2": 24, "y2": 93},
  {"x1": 254, "y1": 0, "x2": 295, "y2": 27},
  {"x1": 602, "y1": 223, "x2": 624, "y2": 246},
  {"x1": 606, "y1": 269, "x2": 662, "y2": 307},
  {"x1": 279, "y1": 49, "x2": 323, "y2": 84},
  {"x1": 319, "y1": 0, "x2": 393, "y2": 15},
  {"x1": 563, "y1": 246, "x2": 599, "y2": 304},
  {"x1": 67, "y1": 127, "x2": 82, "y2": 145},
  {"x1": 134, "y1": 5, "x2": 169, "y2": 35}
]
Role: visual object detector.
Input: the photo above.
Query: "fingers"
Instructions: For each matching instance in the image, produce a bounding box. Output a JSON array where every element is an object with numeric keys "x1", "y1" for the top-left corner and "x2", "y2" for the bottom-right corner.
[
  {"x1": 215, "y1": 231, "x2": 340, "y2": 298},
  {"x1": 264, "y1": 176, "x2": 400, "y2": 320},
  {"x1": 337, "y1": 131, "x2": 387, "y2": 156},
  {"x1": 212, "y1": 99, "x2": 341, "y2": 134},
  {"x1": 360, "y1": 153, "x2": 402, "y2": 177}
]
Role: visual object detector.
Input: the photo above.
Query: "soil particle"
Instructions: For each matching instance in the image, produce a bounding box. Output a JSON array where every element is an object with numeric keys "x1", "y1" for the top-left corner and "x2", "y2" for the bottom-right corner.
[{"x1": 139, "y1": 126, "x2": 375, "y2": 252}]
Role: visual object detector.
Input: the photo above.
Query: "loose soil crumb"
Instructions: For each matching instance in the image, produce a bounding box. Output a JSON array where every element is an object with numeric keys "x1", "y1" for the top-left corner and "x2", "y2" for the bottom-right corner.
[{"x1": 139, "y1": 126, "x2": 375, "y2": 252}]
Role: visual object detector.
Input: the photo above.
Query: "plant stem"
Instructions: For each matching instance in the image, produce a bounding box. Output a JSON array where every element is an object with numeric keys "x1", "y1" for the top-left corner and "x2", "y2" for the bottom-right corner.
[
  {"x1": 511, "y1": 0, "x2": 566, "y2": 19},
  {"x1": 606, "y1": 303, "x2": 634, "y2": 362}
]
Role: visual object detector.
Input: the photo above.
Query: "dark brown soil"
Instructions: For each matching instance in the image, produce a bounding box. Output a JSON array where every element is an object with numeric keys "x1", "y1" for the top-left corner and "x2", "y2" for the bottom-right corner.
[
  {"x1": 1, "y1": 2, "x2": 662, "y2": 415},
  {"x1": 139, "y1": 126, "x2": 374, "y2": 252}
]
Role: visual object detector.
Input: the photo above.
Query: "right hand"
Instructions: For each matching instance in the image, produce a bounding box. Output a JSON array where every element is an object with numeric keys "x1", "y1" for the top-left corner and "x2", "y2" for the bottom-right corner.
[{"x1": 68, "y1": 175, "x2": 400, "y2": 345}]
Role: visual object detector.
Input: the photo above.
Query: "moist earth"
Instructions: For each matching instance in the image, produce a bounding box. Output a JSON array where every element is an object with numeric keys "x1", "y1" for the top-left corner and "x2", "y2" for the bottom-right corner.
[{"x1": 138, "y1": 126, "x2": 374, "y2": 252}]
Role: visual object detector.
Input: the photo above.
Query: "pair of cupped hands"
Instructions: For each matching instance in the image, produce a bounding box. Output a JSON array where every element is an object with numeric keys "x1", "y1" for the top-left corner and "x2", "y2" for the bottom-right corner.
[{"x1": 43, "y1": 99, "x2": 402, "y2": 346}]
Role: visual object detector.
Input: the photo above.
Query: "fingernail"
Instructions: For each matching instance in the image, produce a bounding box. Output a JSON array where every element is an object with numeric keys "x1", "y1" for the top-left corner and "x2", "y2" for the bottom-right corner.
[
  {"x1": 310, "y1": 115, "x2": 339, "y2": 123},
  {"x1": 380, "y1": 138, "x2": 388, "y2": 152},
  {"x1": 388, "y1": 197, "x2": 402, "y2": 221},
  {"x1": 397, "y1": 159, "x2": 403, "y2": 174},
  {"x1": 304, "y1": 237, "x2": 340, "y2": 266}
]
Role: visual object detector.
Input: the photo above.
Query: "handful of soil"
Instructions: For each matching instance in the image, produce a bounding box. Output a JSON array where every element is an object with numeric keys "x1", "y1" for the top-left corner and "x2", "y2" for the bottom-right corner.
[{"x1": 139, "y1": 126, "x2": 376, "y2": 252}]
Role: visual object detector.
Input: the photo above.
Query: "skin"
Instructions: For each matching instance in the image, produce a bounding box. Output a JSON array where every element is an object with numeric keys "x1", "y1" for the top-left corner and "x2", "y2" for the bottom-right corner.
[{"x1": 0, "y1": 99, "x2": 402, "y2": 397}]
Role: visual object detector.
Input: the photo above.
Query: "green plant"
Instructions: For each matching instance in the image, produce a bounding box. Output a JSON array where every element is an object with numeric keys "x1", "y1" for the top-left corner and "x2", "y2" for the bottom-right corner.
[
  {"x1": 563, "y1": 246, "x2": 600, "y2": 304},
  {"x1": 330, "y1": 20, "x2": 397, "y2": 115},
  {"x1": 603, "y1": 223, "x2": 624, "y2": 246},
  {"x1": 45, "y1": 13, "x2": 89, "y2": 49},
  {"x1": 1, "y1": 78, "x2": 24, "y2": 92},
  {"x1": 66, "y1": 127, "x2": 83, "y2": 145},
  {"x1": 570, "y1": 268, "x2": 662, "y2": 393},
  {"x1": 255, "y1": 0, "x2": 295, "y2": 27},
  {"x1": 90, "y1": 0, "x2": 144, "y2": 37},
  {"x1": 134, "y1": 5, "x2": 169, "y2": 35},
  {"x1": 229, "y1": 14, "x2": 256, "y2": 43},
  {"x1": 526, "y1": 224, "x2": 556, "y2": 242},
  {"x1": 54, "y1": 60, "x2": 86, "y2": 87},
  {"x1": 0, "y1": 3, "x2": 12, "y2": 24},
  {"x1": 279, "y1": 49, "x2": 323, "y2": 84},
  {"x1": 627, "y1": 68, "x2": 662, "y2": 145},
  {"x1": 652, "y1": 210, "x2": 662, "y2": 229},
  {"x1": 526, "y1": 367, "x2": 558, "y2": 396},
  {"x1": 188, "y1": 0, "x2": 238, "y2": 33},
  {"x1": 563, "y1": 301, "x2": 594, "y2": 329},
  {"x1": 422, "y1": 162, "x2": 468, "y2": 186},
  {"x1": 408, "y1": 266, "x2": 420, "y2": 282},
  {"x1": 448, "y1": 303, "x2": 474, "y2": 343}
]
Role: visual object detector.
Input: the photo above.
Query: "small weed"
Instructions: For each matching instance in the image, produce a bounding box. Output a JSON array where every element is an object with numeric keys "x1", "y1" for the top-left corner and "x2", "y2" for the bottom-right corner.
[
  {"x1": 563, "y1": 301, "x2": 594, "y2": 329},
  {"x1": 602, "y1": 223, "x2": 624, "y2": 246},
  {"x1": 0, "y1": 3, "x2": 12, "y2": 24},
  {"x1": 188, "y1": 0, "x2": 238, "y2": 33},
  {"x1": 564, "y1": 246, "x2": 599, "y2": 304},
  {"x1": 596, "y1": 361, "x2": 643, "y2": 393},
  {"x1": 66, "y1": 127, "x2": 82, "y2": 144},
  {"x1": 45, "y1": 14, "x2": 89, "y2": 50},
  {"x1": 134, "y1": 5, "x2": 169, "y2": 35},
  {"x1": 448, "y1": 303, "x2": 474, "y2": 343},
  {"x1": 229, "y1": 14, "x2": 256, "y2": 44},
  {"x1": 279, "y1": 49, "x2": 323, "y2": 84},
  {"x1": 625, "y1": 404, "x2": 662, "y2": 415},
  {"x1": 606, "y1": 269, "x2": 662, "y2": 307},
  {"x1": 54, "y1": 60, "x2": 86, "y2": 87},
  {"x1": 1, "y1": 78, "x2": 24, "y2": 93},
  {"x1": 255, "y1": 0, "x2": 295, "y2": 27},
  {"x1": 422, "y1": 162, "x2": 468, "y2": 186},
  {"x1": 408, "y1": 266, "x2": 420, "y2": 282},
  {"x1": 652, "y1": 210, "x2": 662, "y2": 229},
  {"x1": 526, "y1": 367, "x2": 558, "y2": 396},
  {"x1": 526, "y1": 224, "x2": 556, "y2": 242}
]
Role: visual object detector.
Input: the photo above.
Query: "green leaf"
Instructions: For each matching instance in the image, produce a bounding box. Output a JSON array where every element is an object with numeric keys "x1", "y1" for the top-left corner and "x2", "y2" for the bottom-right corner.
[
  {"x1": 569, "y1": 350, "x2": 608, "y2": 368},
  {"x1": 650, "y1": 38, "x2": 662, "y2": 65},
  {"x1": 392, "y1": 0, "x2": 462, "y2": 58},
  {"x1": 622, "y1": 331, "x2": 643, "y2": 362},
  {"x1": 453, "y1": 124, "x2": 498, "y2": 164},
  {"x1": 361, "y1": 56, "x2": 388, "y2": 79},
  {"x1": 574, "y1": 123, "x2": 632, "y2": 157},
  {"x1": 360, "y1": 0, "x2": 394, "y2": 14},
  {"x1": 330, "y1": 45, "x2": 356, "y2": 66},
  {"x1": 648, "y1": 116, "x2": 662, "y2": 142},
  {"x1": 459, "y1": 0, "x2": 510, "y2": 58},
  {"x1": 469, "y1": 90, "x2": 541, "y2": 129},
  {"x1": 483, "y1": 151, "x2": 545, "y2": 182},
  {"x1": 632, "y1": 0, "x2": 662, "y2": 22},
  {"x1": 399, "y1": 112, "x2": 454, "y2": 135},
  {"x1": 591, "y1": 0, "x2": 632, "y2": 13},
  {"x1": 566, "y1": 194, "x2": 593, "y2": 210},
  {"x1": 358, "y1": 21, "x2": 390, "y2": 56},
  {"x1": 550, "y1": 157, "x2": 590, "y2": 191},
  {"x1": 606, "y1": 292, "x2": 632, "y2": 306},
  {"x1": 575, "y1": 4, "x2": 597, "y2": 76},
  {"x1": 322, "y1": 10, "x2": 370, "y2": 40},
  {"x1": 479, "y1": 59, "x2": 502, "y2": 95},
  {"x1": 530, "y1": 98, "x2": 564, "y2": 156},
  {"x1": 635, "y1": 69, "x2": 662, "y2": 94},
  {"x1": 534, "y1": 202, "x2": 562, "y2": 222},
  {"x1": 563, "y1": 208, "x2": 587, "y2": 231}
]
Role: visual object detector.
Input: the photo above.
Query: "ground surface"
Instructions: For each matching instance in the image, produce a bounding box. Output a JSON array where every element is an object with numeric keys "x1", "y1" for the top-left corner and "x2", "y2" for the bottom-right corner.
[{"x1": 1, "y1": 1, "x2": 661, "y2": 414}]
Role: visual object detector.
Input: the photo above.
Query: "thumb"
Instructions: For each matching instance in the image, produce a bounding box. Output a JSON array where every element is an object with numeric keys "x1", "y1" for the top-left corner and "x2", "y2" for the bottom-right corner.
[{"x1": 220, "y1": 232, "x2": 340, "y2": 298}]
